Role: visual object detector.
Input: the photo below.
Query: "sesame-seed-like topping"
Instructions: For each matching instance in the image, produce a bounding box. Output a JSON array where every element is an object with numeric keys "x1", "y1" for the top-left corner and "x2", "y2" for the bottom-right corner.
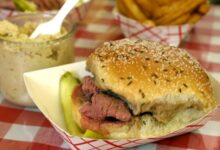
[{"x1": 127, "y1": 81, "x2": 133, "y2": 86}]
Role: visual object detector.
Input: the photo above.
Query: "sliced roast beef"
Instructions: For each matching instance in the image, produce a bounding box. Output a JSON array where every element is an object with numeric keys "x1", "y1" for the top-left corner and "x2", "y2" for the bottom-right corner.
[
  {"x1": 80, "y1": 93, "x2": 131, "y2": 122},
  {"x1": 81, "y1": 76, "x2": 99, "y2": 100},
  {"x1": 79, "y1": 76, "x2": 131, "y2": 125}
]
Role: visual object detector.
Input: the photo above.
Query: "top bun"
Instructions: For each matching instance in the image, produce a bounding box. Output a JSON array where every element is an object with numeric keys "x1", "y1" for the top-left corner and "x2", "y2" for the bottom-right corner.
[{"x1": 86, "y1": 39, "x2": 216, "y2": 123}]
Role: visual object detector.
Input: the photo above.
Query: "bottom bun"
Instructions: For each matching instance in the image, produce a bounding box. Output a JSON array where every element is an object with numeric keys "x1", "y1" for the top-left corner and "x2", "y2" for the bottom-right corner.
[
  {"x1": 107, "y1": 108, "x2": 204, "y2": 139},
  {"x1": 72, "y1": 90, "x2": 204, "y2": 139}
]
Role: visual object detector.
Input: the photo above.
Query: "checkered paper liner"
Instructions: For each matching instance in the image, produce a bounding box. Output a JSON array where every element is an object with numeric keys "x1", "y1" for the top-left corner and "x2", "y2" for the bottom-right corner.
[
  {"x1": 23, "y1": 61, "x2": 220, "y2": 150},
  {"x1": 113, "y1": 9, "x2": 194, "y2": 47},
  {"x1": 52, "y1": 109, "x2": 218, "y2": 150},
  {"x1": 66, "y1": 0, "x2": 91, "y2": 23}
]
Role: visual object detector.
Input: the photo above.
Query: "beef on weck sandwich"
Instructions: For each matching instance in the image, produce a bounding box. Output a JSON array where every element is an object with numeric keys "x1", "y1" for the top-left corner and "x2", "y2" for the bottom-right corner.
[{"x1": 71, "y1": 39, "x2": 216, "y2": 139}]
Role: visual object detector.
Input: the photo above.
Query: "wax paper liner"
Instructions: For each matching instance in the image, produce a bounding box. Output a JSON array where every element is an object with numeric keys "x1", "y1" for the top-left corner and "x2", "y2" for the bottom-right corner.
[
  {"x1": 24, "y1": 61, "x2": 220, "y2": 150},
  {"x1": 113, "y1": 9, "x2": 194, "y2": 47}
]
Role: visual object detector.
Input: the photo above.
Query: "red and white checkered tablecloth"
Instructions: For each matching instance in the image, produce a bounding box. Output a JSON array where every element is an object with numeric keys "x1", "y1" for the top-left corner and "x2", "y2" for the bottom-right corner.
[{"x1": 0, "y1": 0, "x2": 220, "y2": 149}]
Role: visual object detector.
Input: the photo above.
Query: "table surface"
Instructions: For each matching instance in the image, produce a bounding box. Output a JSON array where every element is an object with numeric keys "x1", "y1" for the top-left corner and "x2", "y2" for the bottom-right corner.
[{"x1": 0, "y1": 0, "x2": 220, "y2": 150}]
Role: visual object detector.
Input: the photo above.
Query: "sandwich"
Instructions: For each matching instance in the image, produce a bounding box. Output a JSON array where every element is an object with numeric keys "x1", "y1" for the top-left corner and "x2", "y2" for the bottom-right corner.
[{"x1": 69, "y1": 39, "x2": 216, "y2": 139}]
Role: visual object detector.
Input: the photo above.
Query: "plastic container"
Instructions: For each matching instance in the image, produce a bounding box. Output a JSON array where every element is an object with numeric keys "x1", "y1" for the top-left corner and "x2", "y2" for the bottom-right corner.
[{"x1": 0, "y1": 13, "x2": 76, "y2": 106}]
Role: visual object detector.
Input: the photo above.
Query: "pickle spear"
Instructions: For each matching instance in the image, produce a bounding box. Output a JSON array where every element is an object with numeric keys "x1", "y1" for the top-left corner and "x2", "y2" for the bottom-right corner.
[
  {"x1": 60, "y1": 72, "x2": 82, "y2": 135},
  {"x1": 84, "y1": 130, "x2": 104, "y2": 139},
  {"x1": 60, "y1": 72, "x2": 104, "y2": 139},
  {"x1": 13, "y1": 0, "x2": 37, "y2": 12}
]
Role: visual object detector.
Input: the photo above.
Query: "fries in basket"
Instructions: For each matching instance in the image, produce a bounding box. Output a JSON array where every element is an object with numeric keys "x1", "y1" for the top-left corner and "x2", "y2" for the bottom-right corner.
[{"x1": 116, "y1": 0, "x2": 210, "y2": 26}]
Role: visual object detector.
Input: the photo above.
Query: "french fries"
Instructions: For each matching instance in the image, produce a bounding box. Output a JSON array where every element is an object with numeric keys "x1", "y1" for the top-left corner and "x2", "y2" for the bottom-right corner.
[
  {"x1": 187, "y1": 13, "x2": 202, "y2": 24},
  {"x1": 118, "y1": 0, "x2": 156, "y2": 26},
  {"x1": 121, "y1": 0, "x2": 146, "y2": 22},
  {"x1": 169, "y1": 13, "x2": 191, "y2": 25},
  {"x1": 155, "y1": 0, "x2": 181, "y2": 6},
  {"x1": 154, "y1": 0, "x2": 205, "y2": 22},
  {"x1": 116, "y1": 0, "x2": 133, "y2": 18},
  {"x1": 198, "y1": 2, "x2": 210, "y2": 14},
  {"x1": 136, "y1": 0, "x2": 158, "y2": 18},
  {"x1": 142, "y1": 19, "x2": 156, "y2": 27},
  {"x1": 116, "y1": 0, "x2": 210, "y2": 26}
]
